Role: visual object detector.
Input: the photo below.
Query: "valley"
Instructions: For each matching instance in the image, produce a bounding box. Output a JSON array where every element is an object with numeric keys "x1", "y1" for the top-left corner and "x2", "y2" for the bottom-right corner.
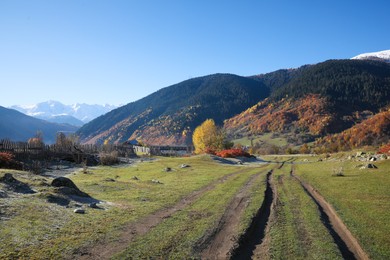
[{"x1": 1, "y1": 153, "x2": 389, "y2": 259}]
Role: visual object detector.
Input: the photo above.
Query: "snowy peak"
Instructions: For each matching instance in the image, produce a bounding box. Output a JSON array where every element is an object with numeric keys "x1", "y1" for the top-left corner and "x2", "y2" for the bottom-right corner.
[
  {"x1": 351, "y1": 50, "x2": 390, "y2": 62},
  {"x1": 10, "y1": 101, "x2": 117, "y2": 125}
]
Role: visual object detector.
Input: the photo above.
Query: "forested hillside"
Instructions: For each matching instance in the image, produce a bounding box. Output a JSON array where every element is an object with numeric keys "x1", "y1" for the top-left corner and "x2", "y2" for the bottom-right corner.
[{"x1": 77, "y1": 74, "x2": 269, "y2": 145}]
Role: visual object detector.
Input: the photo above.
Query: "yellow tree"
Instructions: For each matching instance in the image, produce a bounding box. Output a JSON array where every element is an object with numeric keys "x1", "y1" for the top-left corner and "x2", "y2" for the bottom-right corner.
[{"x1": 193, "y1": 119, "x2": 226, "y2": 154}]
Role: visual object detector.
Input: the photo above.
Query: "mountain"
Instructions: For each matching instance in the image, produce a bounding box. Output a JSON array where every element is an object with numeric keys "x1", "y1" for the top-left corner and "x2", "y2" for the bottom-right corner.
[
  {"x1": 0, "y1": 106, "x2": 78, "y2": 143},
  {"x1": 78, "y1": 58, "x2": 390, "y2": 150},
  {"x1": 351, "y1": 49, "x2": 390, "y2": 63},
  {"x1": 11, "y1": 101, "x2": 117, "y2": 125},
  {"x1": 225, "y1": 59, "x2": 390, "y2": 148},
  {"x1": 77, "y1": 73, "x2": 269, "y2": 145}
]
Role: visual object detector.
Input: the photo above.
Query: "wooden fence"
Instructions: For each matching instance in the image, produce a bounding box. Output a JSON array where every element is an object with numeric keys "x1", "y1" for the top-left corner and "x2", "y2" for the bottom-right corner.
[
  {"x1": 0, "y1": 139, "x2": 135, "y2": 161},
  {"x1": 0, "y1": 139, "x2": 193, "y2": 160}
]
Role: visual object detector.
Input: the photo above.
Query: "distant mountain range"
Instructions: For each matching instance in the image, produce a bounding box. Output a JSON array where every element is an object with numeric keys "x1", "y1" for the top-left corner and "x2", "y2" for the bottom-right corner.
[
  {"x1": 11, "y1": 101, "x2": 117, "y2": 126},
  {"x1": 0, "y1": 106, "x2": 78, "y2": 143},
  {"x1": 77, "y1": 50, "x2": 390, "y2": 151}
]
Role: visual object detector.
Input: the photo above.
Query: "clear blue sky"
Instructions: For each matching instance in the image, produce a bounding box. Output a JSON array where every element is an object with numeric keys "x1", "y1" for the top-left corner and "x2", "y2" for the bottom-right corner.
[{"x1": 1, "y1": 0, "x2": 389, "y2": 107}]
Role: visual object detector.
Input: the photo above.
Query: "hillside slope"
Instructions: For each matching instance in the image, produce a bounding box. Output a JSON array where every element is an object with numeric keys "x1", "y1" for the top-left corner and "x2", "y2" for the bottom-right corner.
[
  {"x1": 0, "y1": 106, "x2": 78, "y2": 143},
  {"x1": 77, "y1": 74, "x2": 269, "y2": 145},
  {"x1": 225, "y1": 60, "x2": 390, "y2": 147}
]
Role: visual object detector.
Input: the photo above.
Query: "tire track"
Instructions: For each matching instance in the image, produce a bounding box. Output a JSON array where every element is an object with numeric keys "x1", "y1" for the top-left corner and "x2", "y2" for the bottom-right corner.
[
  {"x1": 230, "y1": 168, "x2": 277, "y2": 260},
  {"x1": 74, "y1": 167, "x2": 262, "y2": 260},
  {"x1": 291, "y1": 168, "x2": 370, "y2": 260},
  {"x1": 198, "y1": 172, "x2": 263, "y2": 259}
]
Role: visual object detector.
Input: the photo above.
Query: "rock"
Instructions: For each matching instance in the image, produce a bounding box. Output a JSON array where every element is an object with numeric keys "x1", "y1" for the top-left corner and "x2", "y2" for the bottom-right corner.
[
  {"x1": 180, "y1": 164, "x2": 190, "y2": 168},
  {"x1": 152, "y1": 179, "x2": 163, "y2": 184},
  {"x1": 164, "y1": 167, "x2": 172, "y2": 172},
  {"x1": 367, "y1": 164, "x2": 378, "y2": 169},
  {"x1": 89, "y1": 202, "x2": 99, "y2": 208},
  {"x1": 356, "y1": 151, "x2": 366, "y2": 157},
  {"x1": 104, "y1": 178, "x2": 116, "y2": 182},
  {"x1": 0, "y1": 189, "x2": 8, "y2": 198},
  {"x1": 369, "y1": 157, "x2": 377, "y2": 162},
  {"x1": 74, "y1": 208, "x2": 85, "y2": 214},
  {"x1": 132, "y1": 176, "x2": 139, "y2": 180}
]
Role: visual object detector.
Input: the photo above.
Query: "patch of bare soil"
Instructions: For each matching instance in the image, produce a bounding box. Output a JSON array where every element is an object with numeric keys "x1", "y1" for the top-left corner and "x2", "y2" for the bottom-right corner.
[
  {"x1": 292, "y1": 171, "x2": 370, "y2": 260},
  {"x1": 197, "y1": 172, "x2": 262, "y2": 259},
  {"x1": 230, "y1": 169, "x2": 277, "y2": 260},
  {"x1": 73, "y1": 167, "x2": 259, "y2": 260}
]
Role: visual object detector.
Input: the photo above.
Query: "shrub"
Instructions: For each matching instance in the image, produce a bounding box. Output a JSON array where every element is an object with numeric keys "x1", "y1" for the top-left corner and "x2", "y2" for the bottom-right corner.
[
  {"x1": 99, "y1": 151, "x2": 120, "y2": 165},
  {"x1": 378, "y1": 143, "x2": 390, "y2": 155},
  {"x1": 215, "y1": 149, "x2": 251, "y2": 158},
  {"x1": 0, "y1": 152, "x2": 22, "y2": 170}
]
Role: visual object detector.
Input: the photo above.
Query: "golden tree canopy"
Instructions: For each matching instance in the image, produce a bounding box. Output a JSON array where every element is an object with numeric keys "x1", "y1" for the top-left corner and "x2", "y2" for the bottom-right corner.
[{"x1": 192, "y1": 119, "x2": 226, "y2": 154}]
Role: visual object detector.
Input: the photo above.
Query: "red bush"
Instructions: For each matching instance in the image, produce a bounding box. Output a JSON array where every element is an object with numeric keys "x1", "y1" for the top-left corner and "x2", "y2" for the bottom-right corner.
[
  {"x1": 0, "y1": 152, "x2": 22, "y2": 170},
  {"x1": 204, "y1": 148, "x2": 216, "y2": 155},
  {"x1": 215, "y1": 148, "x2": 251, "y2": 158},
  {"x1": 378, "y1": 143, "x2": 390, "y2": 155},
  {"x1": 0, "y1": 152, "x2": 14, "y2": 164}
]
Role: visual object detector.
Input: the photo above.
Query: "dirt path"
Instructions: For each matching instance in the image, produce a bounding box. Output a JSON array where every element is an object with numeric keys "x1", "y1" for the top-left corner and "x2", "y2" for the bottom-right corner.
[
  {"x1": 230, "y1": 169, "x2": 277, "y2": 259},
  {"x1": 292, "y1": 170, "x2": 370, "y2": 260},
  {"x1": 198, "y1": 172, "x2": 263, "y2": 259},
  {"x1": 73, "y1": 167, "x2": 261, "y2": 259}
]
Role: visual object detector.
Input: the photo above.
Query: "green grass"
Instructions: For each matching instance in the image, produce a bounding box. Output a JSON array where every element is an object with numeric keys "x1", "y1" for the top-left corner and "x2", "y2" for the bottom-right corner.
[
  {"x1": 233, "y1": 133, "x2": 288, "y2": 147},
  {"x1": 266, "y1": 166, "x2": 342, "y2": 259},
  {"x1": 114, "y1": 165, "x2": 271, "y2": 259},
  {"x1": 295, "y1": 157, "x2": 390, "y2": 260},
  {"x1": 0, "y1": 156, "x2": 260, "y2": 259}
]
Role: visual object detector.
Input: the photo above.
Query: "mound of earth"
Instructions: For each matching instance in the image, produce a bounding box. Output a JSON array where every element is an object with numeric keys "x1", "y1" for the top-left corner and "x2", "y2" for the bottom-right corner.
[
  {"x1": 0, "y1": 173, "x2": 36, "y2": 194},
  {"x1": 51, "y1": 177, "x2": 90, "y2": 197}
]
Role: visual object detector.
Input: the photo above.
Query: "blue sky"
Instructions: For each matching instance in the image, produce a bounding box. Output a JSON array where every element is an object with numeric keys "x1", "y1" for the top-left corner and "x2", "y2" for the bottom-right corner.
[{"x1": 1, "y1": 0, "x2": 389, "y2": 107}]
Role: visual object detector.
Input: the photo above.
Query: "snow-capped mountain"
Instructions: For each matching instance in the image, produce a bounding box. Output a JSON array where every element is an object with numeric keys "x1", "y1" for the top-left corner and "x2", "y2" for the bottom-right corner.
[
  {"x1": 351, "y1": 50, "x2": 390, "y2": 62},
  {"x1": 10, "y1": 101, "x2": 117, "y2": 126}
]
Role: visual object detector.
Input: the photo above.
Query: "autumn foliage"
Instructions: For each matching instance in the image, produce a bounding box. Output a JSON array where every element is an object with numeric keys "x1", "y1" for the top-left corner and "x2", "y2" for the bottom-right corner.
[
  {"x1": 378, "y1": 143, "x2": 390, "y2": 155},
  {"x1": 0, "y1": 152, "x2": 22, "y2": 170},
  {"x1": 193, "y1": 119, "x2": 227, "y2": 154},
  {"x1": 224, "y1": 95, "x2": 334, "y2": 138},
  {"x1": 215, "y1": 149, "x2": 251, "y2": 158},
  {"x1": 316, "y1": 110, "x2": 390, "y2": 152}
]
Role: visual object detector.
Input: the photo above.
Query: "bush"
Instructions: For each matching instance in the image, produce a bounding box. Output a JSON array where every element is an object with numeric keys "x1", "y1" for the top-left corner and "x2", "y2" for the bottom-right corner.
[
  {"x1": 99, "y1": 151, "x2": 120, "y2": 165},
  {"x1": 378, "y1": 143, "x2": 390, "y2": 155},
  {"x1": 215, "y1": 149, "x2": 251, "y2": 158},
  {"x1": 0, "y1": 152, "x2": 22, "y2": 170}
]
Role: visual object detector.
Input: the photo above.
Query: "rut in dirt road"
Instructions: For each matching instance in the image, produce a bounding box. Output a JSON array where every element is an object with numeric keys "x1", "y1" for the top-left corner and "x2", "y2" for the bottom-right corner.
[
  {"x1": 291, "y1": 168, "x2": 370, "y2": 260},
  {"x1": 198, "y1": 172, "x2": 263, "y2": 259},
  {"x1": 230, "y1": 169, "x2": 275, "y2": 260},
  {"x1": 74, "y1": 166, "x2": 265, "y2": 260}
]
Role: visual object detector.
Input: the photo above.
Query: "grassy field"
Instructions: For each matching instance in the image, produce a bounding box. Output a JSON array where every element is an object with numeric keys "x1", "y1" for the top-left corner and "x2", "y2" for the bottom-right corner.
[
  {"x1": 295, "y1": 157, "x2": 390, "y2": 259},
  {"x1": 0, "y1": 156, "x2": 270, "y2": 259},
  {"x1": 114, "y1": 166, "x2": 269, "y2": 259},
  {"x1": 262, "y1": 164, "x2": 342, "y2": 259},
  {"x1": 1, "y1": 153, "x2": 389, "y2": 259},
  {"x1": 233, "y1": 133, "x2": 288, "y2": 147}
]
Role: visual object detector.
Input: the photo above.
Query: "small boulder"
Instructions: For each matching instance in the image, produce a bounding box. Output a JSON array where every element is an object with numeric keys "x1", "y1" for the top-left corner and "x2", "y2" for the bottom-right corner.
[
  {"x1": 180, "y1": 164, "x2": 190, "y2": 168},
  {"x1": 0, "y1": 189, "x2": 8, "y2": 198},
  {"x1": 132, "y1": 176, "x2": 139, "y2": 180},
  {"x1": 367, "y1": 164, "x2": 378, "y2": 169},
  {"x1": 74, "y1": 208, "x2": 85, "y2": 214},
  {"x1": 89, "y1": 202, "x2": 99, "y2": 209},
  {"x1": 164, "y1": 167, "x2": 172, "y2": 172},
  {"x1": 152, "y1": 179, "x2": 163, "y2": 184}
]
